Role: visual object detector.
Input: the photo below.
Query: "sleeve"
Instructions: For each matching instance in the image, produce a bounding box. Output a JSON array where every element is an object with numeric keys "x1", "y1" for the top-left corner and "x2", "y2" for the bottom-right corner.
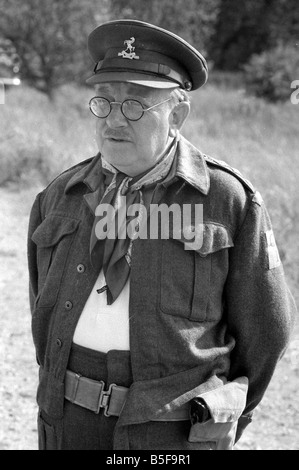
[
  {"x1": 27, "y1": 192, "x2": 43, "y2": 314},
  {"x1": 224, "y1": 193, "x2": 297, "y2": 437}
]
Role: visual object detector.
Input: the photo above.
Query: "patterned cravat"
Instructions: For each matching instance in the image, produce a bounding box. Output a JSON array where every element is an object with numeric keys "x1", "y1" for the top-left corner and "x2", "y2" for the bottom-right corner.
[{"x1": 90, "y1": 138, "x2": 178, "y2": 304}]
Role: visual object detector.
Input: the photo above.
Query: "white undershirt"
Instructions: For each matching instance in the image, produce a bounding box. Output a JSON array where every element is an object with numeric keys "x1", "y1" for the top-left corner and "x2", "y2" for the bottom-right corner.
[{"x1": 73, "y1": 269, "x2": 130, "y2": 352}]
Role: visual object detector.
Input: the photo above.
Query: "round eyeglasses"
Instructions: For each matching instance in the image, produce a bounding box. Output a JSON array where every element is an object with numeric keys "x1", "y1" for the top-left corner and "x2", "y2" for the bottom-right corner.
[{"x1": 89, "y1": 96, "x2": 172, "y2": 122}]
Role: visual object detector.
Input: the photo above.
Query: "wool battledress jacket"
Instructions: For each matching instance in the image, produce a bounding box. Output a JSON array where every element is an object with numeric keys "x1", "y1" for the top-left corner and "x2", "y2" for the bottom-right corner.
[{"x1": 27, "y1": 136, "x2": 297, "y2": 450}]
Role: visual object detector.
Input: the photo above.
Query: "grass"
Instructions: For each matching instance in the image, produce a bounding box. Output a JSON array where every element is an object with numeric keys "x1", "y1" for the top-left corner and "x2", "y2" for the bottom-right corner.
[
  {"x1": 0, "y1": 84, "x2": 97, "y2": 186},
  {"x1": 1, "y1": 80, "x2": 298, "y2": 300}
]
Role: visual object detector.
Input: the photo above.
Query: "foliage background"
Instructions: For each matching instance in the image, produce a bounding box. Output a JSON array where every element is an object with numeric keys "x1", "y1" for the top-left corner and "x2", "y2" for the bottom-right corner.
[
  {"x1": 0, "y1": 0, "x2": 298, "y2": 450},
  {"x1": 1, "y1": 0, "x2": 298, "y2": 98}
]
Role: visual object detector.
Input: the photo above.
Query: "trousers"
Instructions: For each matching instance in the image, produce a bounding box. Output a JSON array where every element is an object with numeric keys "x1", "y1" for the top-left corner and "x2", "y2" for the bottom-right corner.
[{"x1": 39, "y1": 343, "x2": 214, "y2": 450}]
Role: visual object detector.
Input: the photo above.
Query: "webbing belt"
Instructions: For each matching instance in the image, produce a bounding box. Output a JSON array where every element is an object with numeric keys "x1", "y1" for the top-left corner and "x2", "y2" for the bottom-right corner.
[
  {"x1": 64, "y1": 369, "x2": 190, "y2": 420},
  {"x1": 65, "y1": 370, "x2": 129, "y2": 416}
]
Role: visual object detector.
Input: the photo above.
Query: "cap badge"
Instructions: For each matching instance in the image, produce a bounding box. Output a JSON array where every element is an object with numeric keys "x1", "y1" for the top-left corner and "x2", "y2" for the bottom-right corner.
[{"x1": 118, "y1": 37, "x2": 140, "y2": 60}]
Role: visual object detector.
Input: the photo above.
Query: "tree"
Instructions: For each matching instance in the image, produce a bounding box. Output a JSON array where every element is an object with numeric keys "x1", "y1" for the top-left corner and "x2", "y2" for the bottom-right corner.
[
  {"x1": 266, "y1": 0, "x2": 299, "y2": 45},
  {"x1": 0, "y1": 0, "x2": 101, "y2": 97},
  {"x1": 210, "y1": 0, "x2": 299, "y2": 70}
]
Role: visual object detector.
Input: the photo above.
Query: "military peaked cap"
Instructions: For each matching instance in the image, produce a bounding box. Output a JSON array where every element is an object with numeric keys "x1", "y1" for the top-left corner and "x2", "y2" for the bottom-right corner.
[{"x1": 86, "y1": 19, "x2": 208, "y2": 91}]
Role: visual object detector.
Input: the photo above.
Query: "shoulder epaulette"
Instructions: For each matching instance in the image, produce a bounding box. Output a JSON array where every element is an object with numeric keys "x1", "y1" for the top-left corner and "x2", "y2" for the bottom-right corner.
[{"x1": 204, "y1": 154, "x2": 255, "y2": 193}]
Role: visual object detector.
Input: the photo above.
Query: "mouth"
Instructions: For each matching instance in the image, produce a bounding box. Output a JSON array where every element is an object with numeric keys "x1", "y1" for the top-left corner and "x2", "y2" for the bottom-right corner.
[
  {"x1": 104, "y1": 132, "x2": 131, "y2": 143},
  {"x1": 107, "y1": 137, "x2": 129, "y2": 142}
]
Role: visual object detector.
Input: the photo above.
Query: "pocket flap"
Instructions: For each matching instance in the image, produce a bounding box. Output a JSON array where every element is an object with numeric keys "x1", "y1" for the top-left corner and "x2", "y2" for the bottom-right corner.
[
  {"x1": 198, "y1": 376, "x2": 248, "y2": 423},
  {"x1": 176, "y1": 222, "x2": 234, "y2": 256},
  {"x1": 31, "y1": 215, "x2": 80, "y2": 248}
]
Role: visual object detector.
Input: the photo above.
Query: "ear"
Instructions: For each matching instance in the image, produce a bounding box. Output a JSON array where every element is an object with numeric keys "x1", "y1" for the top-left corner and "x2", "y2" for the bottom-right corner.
[{"x1": 168, "y1": 101, "x2": 190, "y2": 137}]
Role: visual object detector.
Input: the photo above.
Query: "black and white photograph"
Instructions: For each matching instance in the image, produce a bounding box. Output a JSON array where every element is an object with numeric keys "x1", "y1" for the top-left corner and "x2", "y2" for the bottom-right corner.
[{"x1": 0, "y1": 0, "x2": 298, "y2": 452}]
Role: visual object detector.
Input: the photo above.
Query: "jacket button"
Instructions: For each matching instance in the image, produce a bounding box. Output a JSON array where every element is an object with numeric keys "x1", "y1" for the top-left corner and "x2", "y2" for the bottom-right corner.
[
  {"x1": 56, "y1": 338, "x2": 62, "y2": 347},
  {"x1": 77, "y1": 263, "x2": 85, "y2": 273},
  {"x1": 64, "y1": 300, "x2": 73, "y2": 310}
]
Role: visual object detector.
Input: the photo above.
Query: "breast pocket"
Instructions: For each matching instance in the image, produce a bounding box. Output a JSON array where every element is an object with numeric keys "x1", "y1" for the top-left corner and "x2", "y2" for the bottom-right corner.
[
  {"x1": 31, "y1": 214, "x2": 80, "y2": 308},
  {"x1": 159, "y1": 223, "x2": 234, "y2": 322}
]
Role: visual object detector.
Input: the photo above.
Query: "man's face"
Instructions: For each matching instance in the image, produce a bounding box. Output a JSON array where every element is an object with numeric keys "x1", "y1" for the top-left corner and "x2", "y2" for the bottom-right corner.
[{"x1": 94, "y1": 82, "x2": 175, "y2": 176}]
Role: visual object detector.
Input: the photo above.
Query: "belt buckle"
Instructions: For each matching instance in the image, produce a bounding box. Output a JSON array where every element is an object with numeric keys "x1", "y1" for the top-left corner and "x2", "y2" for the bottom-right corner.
[{"x1": 98, "y1": 383, "x2": 116, "y2": 416}]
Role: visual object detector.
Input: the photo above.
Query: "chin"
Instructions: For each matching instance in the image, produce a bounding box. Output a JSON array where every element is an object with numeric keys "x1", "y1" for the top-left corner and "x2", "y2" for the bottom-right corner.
[{"x1": 103, "y1": 155, "x2": 132, "y2": 174}]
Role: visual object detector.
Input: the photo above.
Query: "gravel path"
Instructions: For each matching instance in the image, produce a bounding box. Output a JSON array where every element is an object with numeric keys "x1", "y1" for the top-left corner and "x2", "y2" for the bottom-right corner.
[{"x1": 0, "y1": 185, "x2": 298, "y2": 450}]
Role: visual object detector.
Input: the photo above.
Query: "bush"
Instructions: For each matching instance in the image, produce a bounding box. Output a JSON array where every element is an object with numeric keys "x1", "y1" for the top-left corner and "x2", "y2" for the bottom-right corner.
[{"x1": 243, "y1": 43, "x2": 299, "y2": 102}]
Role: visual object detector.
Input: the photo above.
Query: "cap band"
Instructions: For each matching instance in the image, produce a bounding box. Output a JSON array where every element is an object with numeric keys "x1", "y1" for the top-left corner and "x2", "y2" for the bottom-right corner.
[{"x1": 94, "y1": 57, "x2": 191, "y2": 89}]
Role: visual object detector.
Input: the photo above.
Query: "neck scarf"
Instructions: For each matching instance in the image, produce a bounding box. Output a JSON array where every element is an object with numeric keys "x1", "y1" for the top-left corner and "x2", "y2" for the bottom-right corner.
[{"x1": 90, "y1": 137, "x2": 178, "y2": 304}]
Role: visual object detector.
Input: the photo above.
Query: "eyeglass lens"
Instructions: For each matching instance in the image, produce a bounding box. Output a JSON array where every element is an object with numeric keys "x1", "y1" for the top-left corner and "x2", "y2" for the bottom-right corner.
[{"x1": 90, "y1": 97, "x2": 144, "y2": 121}]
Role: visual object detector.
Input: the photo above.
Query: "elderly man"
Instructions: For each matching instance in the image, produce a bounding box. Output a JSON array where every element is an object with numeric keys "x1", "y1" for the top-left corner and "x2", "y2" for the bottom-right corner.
[{"x1": 28, "y1": 19, "x2": 296, "y2": 451}]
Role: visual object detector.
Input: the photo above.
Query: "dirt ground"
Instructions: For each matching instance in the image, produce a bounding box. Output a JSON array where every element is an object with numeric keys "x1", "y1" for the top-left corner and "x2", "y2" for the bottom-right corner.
[{"x1": 0, "y1": 185, "x2": 298, "y2": 451}]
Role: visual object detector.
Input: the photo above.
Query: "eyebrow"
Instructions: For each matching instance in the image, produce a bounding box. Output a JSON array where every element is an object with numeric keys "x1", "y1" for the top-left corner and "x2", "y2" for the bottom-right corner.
[{"x1": 94, "y1": 84, "x2": 112, "y2": 94}]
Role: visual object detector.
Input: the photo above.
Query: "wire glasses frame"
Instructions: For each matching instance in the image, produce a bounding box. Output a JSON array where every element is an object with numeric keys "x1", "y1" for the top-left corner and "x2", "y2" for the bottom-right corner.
[{"x1": 89, "y1": 96, "x2": 172, "y2": 121}]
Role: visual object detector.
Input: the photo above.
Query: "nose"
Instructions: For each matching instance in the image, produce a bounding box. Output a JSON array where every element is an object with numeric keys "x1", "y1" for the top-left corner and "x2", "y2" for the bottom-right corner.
[{"x1": 106, "y1": 102, "x2": 127, "y2": 127}]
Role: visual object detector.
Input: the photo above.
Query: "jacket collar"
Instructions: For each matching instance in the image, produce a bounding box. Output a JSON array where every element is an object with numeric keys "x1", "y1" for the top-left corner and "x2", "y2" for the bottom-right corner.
[
  {"x1": 163, "y1": 135, "x2": 210, "y2": 194},
  {"x1": 65, "y1": 135, "x2": 210, "y2": 196},
  {"x1": 65, "y1": 152, "x2": 104, "y2": 194}
]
